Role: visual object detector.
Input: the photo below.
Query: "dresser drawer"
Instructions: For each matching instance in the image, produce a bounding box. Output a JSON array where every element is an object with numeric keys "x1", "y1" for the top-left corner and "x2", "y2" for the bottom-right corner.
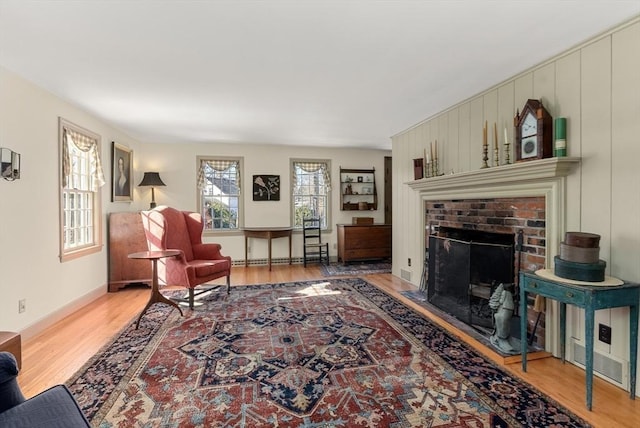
[{"x1": 523, "y1": 277, "x2": 586, "y2": 305}]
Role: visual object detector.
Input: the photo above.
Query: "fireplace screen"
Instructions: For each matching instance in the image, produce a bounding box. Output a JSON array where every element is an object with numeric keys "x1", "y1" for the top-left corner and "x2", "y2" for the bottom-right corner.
[{"x1": 427, "y1": 228, "x2": 514, "y2": 331}]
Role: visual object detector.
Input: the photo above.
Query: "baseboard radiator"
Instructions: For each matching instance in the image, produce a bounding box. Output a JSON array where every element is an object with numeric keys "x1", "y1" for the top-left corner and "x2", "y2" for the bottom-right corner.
[
  {"x1": 232, "y1": 256, "x2": 337, "y2": 267},
  {"x1": 570, "y1": 338, "x2": 627, "y2": 389}
]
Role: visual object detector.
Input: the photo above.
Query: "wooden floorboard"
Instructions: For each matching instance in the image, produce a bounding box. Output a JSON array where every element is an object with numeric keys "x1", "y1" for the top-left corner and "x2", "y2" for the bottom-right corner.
[{"x1": 17, "y1": 265, "x2": 640, "y2": 427}]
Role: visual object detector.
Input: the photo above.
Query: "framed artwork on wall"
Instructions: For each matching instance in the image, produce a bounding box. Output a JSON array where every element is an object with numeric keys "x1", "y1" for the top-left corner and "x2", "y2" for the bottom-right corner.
[
  {"x1": 112, "y1": 142, "x2": 133, "y2": 202},
  {"x1": 253, "y1": 174, "x2": 280, "y2": 201}
]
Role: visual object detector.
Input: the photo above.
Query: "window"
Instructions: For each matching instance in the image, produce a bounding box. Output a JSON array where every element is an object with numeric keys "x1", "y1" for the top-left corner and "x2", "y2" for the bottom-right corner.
[
  {"x1": 59, "y1": 119, "x2": 105, "y2": 261},
  {"x1": 197, "y1": 157, "x2": 242, "y2": 232},
  {"x1": 291, "y1": 160, "x2": 331, "y2": 229}
]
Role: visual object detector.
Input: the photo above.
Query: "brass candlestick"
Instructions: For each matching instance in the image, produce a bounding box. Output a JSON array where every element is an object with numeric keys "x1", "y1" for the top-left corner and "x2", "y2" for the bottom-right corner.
[
  {"x1": 432, "y1": 159, "x2": 439, "y2": 177},
  {"x1": 481, "y1": 144, "x2": 489, "y2": 169},
  {"x1": 504, "y1": 141, "x2": 511, "y2": 165},
  {"x1": 494, "y1": 146, "x2": 500, "y2": 167}
]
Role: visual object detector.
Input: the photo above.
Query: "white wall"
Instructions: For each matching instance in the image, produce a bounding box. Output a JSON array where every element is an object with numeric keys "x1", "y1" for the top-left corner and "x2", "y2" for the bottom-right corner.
[
  {"x1": 132, "y1": 141, "x2": 389, "y2": 262},
  {"x1": 392, "y1": 17, "x2": 640, "y2": 392},
  {"x1": 0, "y1": 66, "x2": 144, "y2": 336},
  {"x1": 0, "y1": 65, "x2": 390, "y2": 336}
]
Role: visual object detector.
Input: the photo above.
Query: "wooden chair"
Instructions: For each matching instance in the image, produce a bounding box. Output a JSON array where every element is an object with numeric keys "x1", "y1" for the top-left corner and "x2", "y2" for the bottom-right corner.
[
  {"x1": 141, "y1": 206, "x2": 231, "y2": 309},
  {"x1": 302, "y1": 218, "x2": 329, "y2": 267}
]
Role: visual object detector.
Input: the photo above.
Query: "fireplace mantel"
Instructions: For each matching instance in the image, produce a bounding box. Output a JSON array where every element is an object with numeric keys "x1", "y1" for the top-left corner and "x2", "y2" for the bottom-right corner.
[
  {"x1": 408, "y1": 157, "x2": 581, "y2": 357},
  {"x1": 408, "y1": 157, "x2": 580, "y2": 196}
]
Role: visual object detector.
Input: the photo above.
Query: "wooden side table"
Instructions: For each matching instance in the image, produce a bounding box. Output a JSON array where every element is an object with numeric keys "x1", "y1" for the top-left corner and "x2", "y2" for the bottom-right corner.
[
  {"x1": 243, "y1": 227, "x2": 293, "y2": 271},
  {"x1": 128, "y1": 250, "x2": 184, "y2": 328},
  {"x1": 520, "y1": 271, "x2": 639, "y2": 410},
  {"x1": 0, "y1": 331, "x2": 21, "y2": 369}
]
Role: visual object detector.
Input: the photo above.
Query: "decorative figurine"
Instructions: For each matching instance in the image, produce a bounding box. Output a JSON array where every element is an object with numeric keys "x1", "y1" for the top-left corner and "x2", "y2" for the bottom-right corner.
[{"x1": 489, "y1": 283, "x2": 517, "y2": 354}]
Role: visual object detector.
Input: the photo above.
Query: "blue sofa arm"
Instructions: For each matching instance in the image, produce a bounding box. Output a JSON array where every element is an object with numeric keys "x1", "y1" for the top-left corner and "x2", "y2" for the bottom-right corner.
[
  {"x1": 0, "y1": 351, "x2": 90, "y2": 427},
  {"x1": 0, "y1": 384, "x2": 90, "y2": 427}
]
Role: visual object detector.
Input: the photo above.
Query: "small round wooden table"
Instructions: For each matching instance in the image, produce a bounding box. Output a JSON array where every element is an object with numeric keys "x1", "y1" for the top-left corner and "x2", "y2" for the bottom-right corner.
[{"x1": 128, "y1": 250, "x2": 184, "y2": 329}]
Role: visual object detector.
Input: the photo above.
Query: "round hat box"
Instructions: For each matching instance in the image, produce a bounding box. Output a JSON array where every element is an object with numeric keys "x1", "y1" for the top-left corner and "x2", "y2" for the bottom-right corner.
[
  {"x1": 554, "y1": 256, "x2": 606, "y2": 282},
  {"x1": 564, "y1": 232, "x2": 600, "y2": 248},
  {"x1": 559, "y1": 242, "x2": 600, "y2": 264}
]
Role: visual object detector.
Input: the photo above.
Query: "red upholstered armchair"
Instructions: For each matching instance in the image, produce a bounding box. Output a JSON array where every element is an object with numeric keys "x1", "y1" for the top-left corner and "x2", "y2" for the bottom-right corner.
[{"x1": 141, "y1": 206, "x2": 231, "y2": 309}]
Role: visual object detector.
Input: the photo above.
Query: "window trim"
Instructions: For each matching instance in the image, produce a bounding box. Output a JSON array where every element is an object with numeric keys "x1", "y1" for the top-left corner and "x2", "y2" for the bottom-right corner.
[
  {"x1": 197, "y1": 155, "x2": 244, "y2": 236},
  {"x1": 290, "y1": 158, "x2": 332, "y2": 231},
  {"x1": 58, "y1": 118, "x2": 103, "y2": 262}
]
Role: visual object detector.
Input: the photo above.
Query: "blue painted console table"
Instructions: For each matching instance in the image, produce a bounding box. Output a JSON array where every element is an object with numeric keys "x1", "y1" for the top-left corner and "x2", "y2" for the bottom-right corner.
[{"x1": 519, "y1": 271, "x2": 639, "y2": 410}]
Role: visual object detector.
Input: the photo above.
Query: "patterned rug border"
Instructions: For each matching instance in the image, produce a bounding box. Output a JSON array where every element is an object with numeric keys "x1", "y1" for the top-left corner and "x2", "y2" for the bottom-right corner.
[
  {"x1": 65, "y1": 279, "x2": 590, "y2": 427},
  {"x1": 351, "y1": 280, "x2": 589, "y2": 427},
  {"x1": 320, "y1": 261, "x2": 392, "y2": 276}
]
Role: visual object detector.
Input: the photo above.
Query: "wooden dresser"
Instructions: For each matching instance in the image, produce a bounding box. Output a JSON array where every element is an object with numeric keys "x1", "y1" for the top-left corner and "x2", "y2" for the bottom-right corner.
[
  {"x1": 336, "y1": 224, "x2": 391, "y2": 263},
  {"x1": 108, "y1": 211, "x2": 152, "y2": 292}
]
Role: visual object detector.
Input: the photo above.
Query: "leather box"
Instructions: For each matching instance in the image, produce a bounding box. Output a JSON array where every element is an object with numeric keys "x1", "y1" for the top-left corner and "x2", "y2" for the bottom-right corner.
[{"x1": 352, "y1": 217, "x2": 374, "y2": 225}]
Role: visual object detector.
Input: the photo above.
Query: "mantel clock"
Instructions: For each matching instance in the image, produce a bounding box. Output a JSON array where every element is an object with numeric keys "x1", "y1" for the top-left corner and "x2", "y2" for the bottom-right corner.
[{"x1": 514, "y1": 99, "x2": 553, "y2": 161}]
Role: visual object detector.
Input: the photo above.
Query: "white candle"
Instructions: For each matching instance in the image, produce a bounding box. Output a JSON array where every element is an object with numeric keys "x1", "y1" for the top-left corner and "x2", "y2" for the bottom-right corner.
[{"x1": 504, "y1": 127, "x2": 509, "y2": 145}]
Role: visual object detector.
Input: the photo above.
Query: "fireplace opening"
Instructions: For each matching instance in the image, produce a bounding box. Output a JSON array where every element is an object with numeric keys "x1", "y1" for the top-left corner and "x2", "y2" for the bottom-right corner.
[{"x1": 427, "y1": 227, "x2": 515, "y2": 334}]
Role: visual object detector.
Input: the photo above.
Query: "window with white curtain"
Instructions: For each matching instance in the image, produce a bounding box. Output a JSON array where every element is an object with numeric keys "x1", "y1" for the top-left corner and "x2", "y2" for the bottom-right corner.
[
  {"x1": 197, "y1": 156, "x2": 243, "y2": 232},
  {"x1": 291, "y1": 159, "x2": 331, "y2": 229},
  {"x1": 59, "y1": 118, "x2": 105, "y2": 261}
]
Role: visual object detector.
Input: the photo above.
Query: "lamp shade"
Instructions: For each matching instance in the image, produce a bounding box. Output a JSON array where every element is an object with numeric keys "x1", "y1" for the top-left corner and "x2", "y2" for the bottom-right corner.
[{"x1": 138, "y1": 172, "x2": 166, "y2": 187}]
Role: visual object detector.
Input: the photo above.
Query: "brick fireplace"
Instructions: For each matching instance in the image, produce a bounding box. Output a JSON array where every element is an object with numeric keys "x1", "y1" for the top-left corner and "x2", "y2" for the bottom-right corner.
[
  {"x1": 425, "y1": 196, "x2": 547, "y2": 345},
  {"x1": 408, "y1": 158, "x2": 580, "y2": 357}
]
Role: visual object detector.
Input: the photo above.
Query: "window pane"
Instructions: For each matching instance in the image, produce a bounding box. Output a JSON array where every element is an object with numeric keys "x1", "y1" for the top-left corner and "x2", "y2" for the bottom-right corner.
[
  {"x1": 61, "y1": 125, "x2": 100, "y2": 254},
  {"x1": 200, "y1": 160, "x2": 241, "y2": 231},
  {"x1": 292, "y1": 162, "x2": 329, "y2": 229}
]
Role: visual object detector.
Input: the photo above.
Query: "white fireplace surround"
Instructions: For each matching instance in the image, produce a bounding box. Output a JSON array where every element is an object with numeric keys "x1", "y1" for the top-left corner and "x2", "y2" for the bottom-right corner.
[{"x1": 408, "y1": 157, "x2": 581, "y2": 356}]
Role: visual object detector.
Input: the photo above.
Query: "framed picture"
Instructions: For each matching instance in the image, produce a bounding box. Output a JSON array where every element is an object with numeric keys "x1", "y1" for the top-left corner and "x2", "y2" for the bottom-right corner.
[
  {"x1": 253, "y1": 174, "x2": 280, "y2": 201},
  {"x1": 112, "y1": 142, "x2": 133, "y2": 202},
  {"x1": 357, "y1": 176, "x2": 363, "y2": 182}
]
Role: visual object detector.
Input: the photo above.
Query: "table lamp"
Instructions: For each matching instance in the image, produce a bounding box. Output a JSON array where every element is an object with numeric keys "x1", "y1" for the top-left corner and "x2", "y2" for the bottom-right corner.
[{"x1": 138, "y1": 172, "x2": 166, "y2": 209}]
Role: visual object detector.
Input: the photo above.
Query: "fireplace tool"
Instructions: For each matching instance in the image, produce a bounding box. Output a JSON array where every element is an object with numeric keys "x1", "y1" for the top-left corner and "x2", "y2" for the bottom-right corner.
[{"x1": 514, "y1": 230, "x2": 524, "y2": 317}]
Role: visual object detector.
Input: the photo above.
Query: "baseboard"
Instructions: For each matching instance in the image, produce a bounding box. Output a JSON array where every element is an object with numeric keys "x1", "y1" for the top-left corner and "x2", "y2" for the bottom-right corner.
[{"x1": 19, "y1": 284, "x2": 107, "y2": 341}]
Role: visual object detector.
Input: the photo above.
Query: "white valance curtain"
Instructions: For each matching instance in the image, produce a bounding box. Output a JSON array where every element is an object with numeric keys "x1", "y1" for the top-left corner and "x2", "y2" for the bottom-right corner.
[
  {"x1": 62, "y1": 128, "x2": 105, "y2": 191},
  {"x1": 292, "y1": 161, "x2": 331, "y2": 192},
  {"x1": 197, "y1": 159, "x2": 241, "y2": 192}
]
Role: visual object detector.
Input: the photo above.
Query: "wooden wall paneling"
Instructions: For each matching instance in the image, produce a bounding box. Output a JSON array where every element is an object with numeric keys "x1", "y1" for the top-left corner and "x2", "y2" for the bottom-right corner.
[
  {"x1": 437, "y1": 113, "x2": 448, "y2": 175},
  {"x1": 458, "y1": 103, "x2": 471, "y2": 172},
  {"x1": 611, "y1": 22, "x2": 640, "y2": 283},
  {"x1": 447, "y1": 108, "x2": 460, "y2": 174},
  {"x1": 581, "y1": 36, "x2": 613, "y2": 356},
  {"x1": 555, "y1": 50, "x2": 584, "y2": 345},
  {"x1": 391, "y1": 132, "x2": 408, "y2": 278},
  {"x1": 610, "y1": 22, "x2": 640, "y2": 381},
  {"x1": 497, "y1": 82, "x2": 514, "y2": 166},
  {"x1": 419, "y1": 121, "x2": 429, "y2": 175},
  {"x1": 556, "y1": 51, "x2": 583, "y2": 231},
  {"x1": 514, "y1": 72, "x2": 534, "y2": 115},
  {"x1": 469, "y1": 98, "x2": 484, "y2": 170},
  {"x1": 407, "y1": 126, "x2": 420, "y2": 280},
  {"x1": 533, "y1": 62, "x2": 556, "y2": 113},
  {"x1": 483, "y1": 91, "x2": 499, "y2": 167},
  {"x1": 581, "y1": 37, "x2": 613, "y2": 260}
]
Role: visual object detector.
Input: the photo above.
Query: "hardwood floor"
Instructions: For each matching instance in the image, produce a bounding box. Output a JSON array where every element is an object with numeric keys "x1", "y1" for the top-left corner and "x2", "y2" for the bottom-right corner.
[{"x1": 17, "y1": 265, "x2": 640, "y2": 427}]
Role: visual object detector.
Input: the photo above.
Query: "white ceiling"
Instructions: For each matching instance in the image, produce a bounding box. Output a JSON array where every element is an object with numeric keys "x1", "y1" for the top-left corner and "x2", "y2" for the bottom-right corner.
[{"x1": 1, "y1": 1, "x2": 638, "y2": 150}]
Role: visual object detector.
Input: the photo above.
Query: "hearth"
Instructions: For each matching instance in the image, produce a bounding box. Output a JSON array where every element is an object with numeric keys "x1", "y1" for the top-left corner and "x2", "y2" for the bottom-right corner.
[
  {"x1": 409, "y1": 158, "x2": 581, "y2": 357},
  {"x1": 427, "y1": 227, "x2": 515, "y2": 333}
]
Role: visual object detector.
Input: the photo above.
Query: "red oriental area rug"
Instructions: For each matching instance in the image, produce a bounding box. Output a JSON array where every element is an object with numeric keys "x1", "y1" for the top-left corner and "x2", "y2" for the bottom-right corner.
[{"x1": 67, "y1": 278, "x2": 588, "y2": 427}]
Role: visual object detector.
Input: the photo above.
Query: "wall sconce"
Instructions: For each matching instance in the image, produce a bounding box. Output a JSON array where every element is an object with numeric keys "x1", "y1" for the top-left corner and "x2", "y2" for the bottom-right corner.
[
  {"x1": 138, "y1": 172, "x2": 166, "y2": 209},
  {"x1": 1, "y1": 147, "x2": 21, "y2": 181}
]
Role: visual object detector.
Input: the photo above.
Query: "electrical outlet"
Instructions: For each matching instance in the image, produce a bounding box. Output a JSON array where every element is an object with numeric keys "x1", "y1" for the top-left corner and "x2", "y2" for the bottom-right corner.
[
  {"x1": 18, "y1": 299, "x2": 26, "y2": 314},
  {"x1": 333, "y1": 243, "x2": 337, "y2": 249},
  {"x1": 598, "y1": 323, "x2": 612, "y2": 345},
  {"x1": 408, "y1": 258, "x2": 412, "y2": 267}
]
